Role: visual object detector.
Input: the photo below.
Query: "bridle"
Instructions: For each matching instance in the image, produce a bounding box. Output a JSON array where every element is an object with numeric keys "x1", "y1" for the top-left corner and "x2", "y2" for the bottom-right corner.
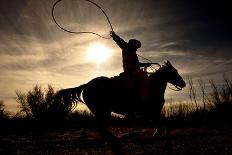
[
  {"x1": 145, "y1": 63, "x2": 183, "y2": 91},
  {"x1": 168, "y1": 84, "x2": 182, "y2": 91}
]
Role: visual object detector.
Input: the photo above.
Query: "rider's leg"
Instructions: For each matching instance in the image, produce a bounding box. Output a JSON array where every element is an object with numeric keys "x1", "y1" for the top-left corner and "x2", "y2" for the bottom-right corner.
[
  {"x1": 131, "y1": 69, "x2": 150, "y2": 102},
  {"x1": 141, "y1": 73, "x2": 150, "y2": 101}
]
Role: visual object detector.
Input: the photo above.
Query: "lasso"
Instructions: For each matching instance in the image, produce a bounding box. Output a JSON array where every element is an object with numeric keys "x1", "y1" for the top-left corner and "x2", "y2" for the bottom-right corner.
[
  {"x1": 52, "y1": 0, "x2": 114, "y2": 39},
  {"x1": 52, "y1": 0, "x2": 163, "y2": 74}
]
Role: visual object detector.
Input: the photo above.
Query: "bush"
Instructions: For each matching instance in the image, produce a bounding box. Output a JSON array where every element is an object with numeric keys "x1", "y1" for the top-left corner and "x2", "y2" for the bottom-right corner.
[
  {"x1": 0, "y1": 100, "x2": 9, "y2": 120},
  {"x1": 178, "y1": 76, "x2": 232, "y2": 123},
  {"x1": 163, "y1": 76, "x2": 232, "y2": 125},
  {"x1": 207, "y1": 76, "x2": 232, "y2": 121},
  {"x1": 16, "y1": 85, "x2": 71, "y2": 121}
]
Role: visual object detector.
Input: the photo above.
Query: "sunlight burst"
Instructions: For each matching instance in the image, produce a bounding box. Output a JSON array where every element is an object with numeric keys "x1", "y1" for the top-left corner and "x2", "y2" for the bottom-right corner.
[{"x1": 86, "y1": 43, "x2": 112, "y2": 67}]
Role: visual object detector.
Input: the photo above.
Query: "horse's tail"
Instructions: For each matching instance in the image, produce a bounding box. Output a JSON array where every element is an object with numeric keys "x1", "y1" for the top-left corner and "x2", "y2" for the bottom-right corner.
[{"x1": 53, "y1": 84, "x2": 86, "y2": 111}]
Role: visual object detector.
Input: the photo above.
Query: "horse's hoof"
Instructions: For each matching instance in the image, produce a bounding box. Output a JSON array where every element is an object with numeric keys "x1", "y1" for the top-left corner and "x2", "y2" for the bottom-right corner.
[{"x1": 152, "y1": 128, "x2": 158, "y2": 137}]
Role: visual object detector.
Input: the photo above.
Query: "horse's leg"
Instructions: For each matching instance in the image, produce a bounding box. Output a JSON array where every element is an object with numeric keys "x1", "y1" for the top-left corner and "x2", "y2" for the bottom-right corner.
[
  {"x1": 152, "y1": 115, "x2": 165, "y2": 137},
  {"x1": 95, "y1": 112, "x2": 124, "y2": 155},
  {"x1": 151, "y1": 115, "x2": 172, "y2": 152},
  {"x1": 164, "y1": 117, "x2": 173, "y2": 152}
]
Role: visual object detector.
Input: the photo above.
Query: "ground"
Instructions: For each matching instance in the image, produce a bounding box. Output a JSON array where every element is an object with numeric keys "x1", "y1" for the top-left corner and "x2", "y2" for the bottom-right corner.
[{"x1": 0, "y1": 125, "x2": 232, "y2": 155}]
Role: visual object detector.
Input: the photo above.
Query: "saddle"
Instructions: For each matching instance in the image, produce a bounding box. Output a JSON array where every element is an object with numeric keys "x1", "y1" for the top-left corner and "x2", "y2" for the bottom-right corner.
[{"x1": 110, "y1": 72, "x2": 142, "y2": 95}]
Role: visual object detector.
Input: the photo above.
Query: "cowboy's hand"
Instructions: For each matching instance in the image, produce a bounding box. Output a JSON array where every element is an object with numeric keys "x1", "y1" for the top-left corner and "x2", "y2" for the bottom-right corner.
[{"x1": 110, "y1": 31, "x2": 115, "y2": 37}]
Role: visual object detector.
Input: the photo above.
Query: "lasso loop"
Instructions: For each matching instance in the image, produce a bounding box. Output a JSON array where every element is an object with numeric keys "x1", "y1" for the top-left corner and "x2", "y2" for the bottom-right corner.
[{"x1": 52, "y1": 0, "x2": 114, "y2": 39}]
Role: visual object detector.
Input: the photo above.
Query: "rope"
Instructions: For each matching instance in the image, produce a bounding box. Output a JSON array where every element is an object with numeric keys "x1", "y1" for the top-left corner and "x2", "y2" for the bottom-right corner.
[
  {"x1": 137, "y1": 54, "x2": 161, "y2": 72},
  {"x1": 52, "y1": 0, "x2": 114, "y2": 39},
  {"x1": 137, "y1": 54, "x2": 153, "y2": 63}
]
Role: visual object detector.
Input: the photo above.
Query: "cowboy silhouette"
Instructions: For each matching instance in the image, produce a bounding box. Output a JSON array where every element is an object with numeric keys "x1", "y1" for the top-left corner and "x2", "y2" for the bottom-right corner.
[{"x1": 110, "y1": 31, "x2": 150, "y2": 101}]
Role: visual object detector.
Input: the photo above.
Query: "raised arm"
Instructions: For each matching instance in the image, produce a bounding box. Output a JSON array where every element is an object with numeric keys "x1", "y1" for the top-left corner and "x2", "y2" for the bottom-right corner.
[{"x1": 110, "y1": 31, "x2": 128, "y2": 49}]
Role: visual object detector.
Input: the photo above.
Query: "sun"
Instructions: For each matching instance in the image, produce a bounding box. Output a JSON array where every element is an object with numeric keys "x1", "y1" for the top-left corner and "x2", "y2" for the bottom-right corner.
[{"x1": 86, "y1": 43, "x2": 112, "y2": 67}]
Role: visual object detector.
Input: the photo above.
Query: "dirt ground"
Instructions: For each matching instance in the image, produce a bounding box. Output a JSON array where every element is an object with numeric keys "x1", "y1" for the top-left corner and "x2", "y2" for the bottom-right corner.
[{"x1": 0, "y1": 125, "x2": 232, "y2": 155}]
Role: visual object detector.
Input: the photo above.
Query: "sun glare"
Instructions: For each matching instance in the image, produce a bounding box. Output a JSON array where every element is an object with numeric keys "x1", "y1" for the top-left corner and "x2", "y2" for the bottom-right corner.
[{"x1": 86, "y1": 43, "x2": 112, "y2": 67}]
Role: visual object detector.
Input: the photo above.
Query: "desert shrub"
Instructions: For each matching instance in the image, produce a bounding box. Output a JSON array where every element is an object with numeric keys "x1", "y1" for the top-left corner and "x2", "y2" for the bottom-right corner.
[
  {"x1": 162, "y1": 102, "x2": 191, "y2": 118},
  {"x1": 0, "y1": 100, "x2": 9, "y2": 120},
  {"x1": 16, "y1": 85, "x2": 71, "y2": 121},
  {"x1": 209, "y1": 76, "x2": 232, "y2": 106},
  {"x1": 207, "y1": 76, "x2": 232, "y2": 120},
  {"x1": 165, "y1": 76, "x2": 232, "y2": 124},
  {"x1": 185, "y1": 76, "x2": 232, "y2": 122}
]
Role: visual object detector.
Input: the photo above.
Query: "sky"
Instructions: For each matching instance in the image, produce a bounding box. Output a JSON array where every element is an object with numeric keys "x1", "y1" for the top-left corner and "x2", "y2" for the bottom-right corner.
[{"x1": 0, "y1": 0, "x2": 231, "y2": 114}]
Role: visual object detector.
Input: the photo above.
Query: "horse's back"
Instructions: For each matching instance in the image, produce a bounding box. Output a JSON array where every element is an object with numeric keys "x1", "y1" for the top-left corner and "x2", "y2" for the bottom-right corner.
[
  {"x1": 83, "y1": 76, "x2": 111, "y2": 101},
  {"x1": 82, "y1": 75, "x2": 140, "y2": 115},
  {"x1": 82, "y1": 76, "x2": 113, "y2": 113}
]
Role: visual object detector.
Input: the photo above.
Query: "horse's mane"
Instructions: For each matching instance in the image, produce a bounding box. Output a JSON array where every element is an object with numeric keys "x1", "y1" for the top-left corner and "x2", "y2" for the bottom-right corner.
[{"x1": 148, "y1": 65, "x2": 165, "y2": 78}]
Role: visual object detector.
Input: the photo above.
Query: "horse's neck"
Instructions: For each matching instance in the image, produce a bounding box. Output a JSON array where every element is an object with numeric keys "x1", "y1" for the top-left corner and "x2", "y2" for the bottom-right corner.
[
  {"x1": 145, "y1": 71, "x2": 167, "y2": 114},
  {"x1": 150, "y1": 70, "x2": 167, "y2": 97}
]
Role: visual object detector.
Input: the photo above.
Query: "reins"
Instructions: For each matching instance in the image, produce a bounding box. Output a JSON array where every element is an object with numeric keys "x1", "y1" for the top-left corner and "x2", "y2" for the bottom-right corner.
[{"x1": 148, "y1": 64, "x2": 183, "y2": 91}]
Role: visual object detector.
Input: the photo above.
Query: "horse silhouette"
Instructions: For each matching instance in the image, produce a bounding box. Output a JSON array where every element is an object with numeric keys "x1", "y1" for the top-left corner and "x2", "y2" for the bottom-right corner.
[{"x1": 54, "y1": 60, "x2": 186, "y2": 154}]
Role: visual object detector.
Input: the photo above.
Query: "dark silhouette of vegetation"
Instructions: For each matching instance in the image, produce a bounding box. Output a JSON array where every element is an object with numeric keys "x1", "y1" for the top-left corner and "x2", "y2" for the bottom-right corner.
[
  {"x1": 16, "y1": 85, "x2": 72, "y2": 122},
  {"x1": 163, "y1": 75, "x2": 232, "y2": 126},
  {"x1": 206, "y1": 76, "x2": 232, "y2": 121},
  {"x1": 0, "y1": 100, "x2": 9, "y2": 121}
]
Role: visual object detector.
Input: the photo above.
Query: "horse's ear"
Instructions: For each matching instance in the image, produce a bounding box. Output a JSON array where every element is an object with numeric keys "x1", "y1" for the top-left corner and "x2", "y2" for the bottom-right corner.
[
  {"x1": 164, "y1": 60, "x2": 171, "y2": 66},
  {"x1": 166, "y1": 60, "x2": 171, "y2": 65}
]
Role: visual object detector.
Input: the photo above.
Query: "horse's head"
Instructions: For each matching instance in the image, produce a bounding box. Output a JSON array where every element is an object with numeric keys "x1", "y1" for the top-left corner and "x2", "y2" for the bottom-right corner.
[{"x1": 155, "y1": 60, "x2": 186, "y2": 90}]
